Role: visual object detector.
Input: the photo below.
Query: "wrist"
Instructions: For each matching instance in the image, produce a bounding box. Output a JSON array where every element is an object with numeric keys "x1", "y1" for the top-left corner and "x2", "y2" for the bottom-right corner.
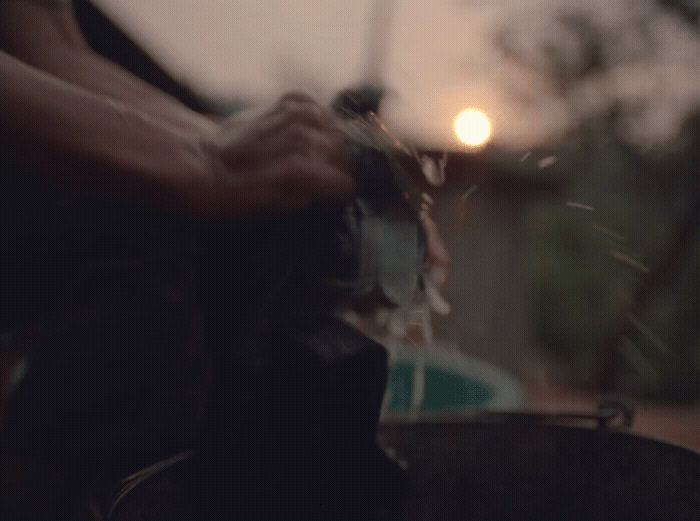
[{"x1": 183, "y1": 131, "x2": 228, "y2": 219}]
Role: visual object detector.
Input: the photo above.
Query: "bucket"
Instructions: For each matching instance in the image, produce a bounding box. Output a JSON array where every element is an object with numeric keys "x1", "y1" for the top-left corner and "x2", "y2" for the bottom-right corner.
[
  {"x1": 380, "y1": 343, "x2": 527, "y2": 419},
  {"x1": 380, "y1": 413, "x2": 700, "y2": 520}
]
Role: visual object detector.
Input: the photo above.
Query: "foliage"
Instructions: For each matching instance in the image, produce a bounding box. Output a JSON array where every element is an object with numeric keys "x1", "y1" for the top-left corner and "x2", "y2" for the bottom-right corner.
[{"x1": 526, "y1": 141, "x2": 700, "y2": 402}]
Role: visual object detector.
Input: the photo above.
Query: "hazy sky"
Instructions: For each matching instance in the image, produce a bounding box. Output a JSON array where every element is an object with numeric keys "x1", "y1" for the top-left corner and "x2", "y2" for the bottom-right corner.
[
  {"x1": 95, "y1": 0, "x2": 373, "y2": 101},
  {"x1": 96, "y1": 0, "x2": 700, "y2": 151}
]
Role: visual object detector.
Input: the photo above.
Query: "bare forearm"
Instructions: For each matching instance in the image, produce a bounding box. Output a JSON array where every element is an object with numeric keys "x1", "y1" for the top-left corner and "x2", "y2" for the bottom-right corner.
[
  {"x1": 0, "y1": 49, "x2": 213, "y2": 214},
  {"x1": 0, "y1": 1, "x2": 355, "y2": 219},
  {"x1": 22, "y1": 44, "x2": 217, "y2": 133},
  {"x1": 0, "y1": 1, "x2": 216, "y2": 134}
]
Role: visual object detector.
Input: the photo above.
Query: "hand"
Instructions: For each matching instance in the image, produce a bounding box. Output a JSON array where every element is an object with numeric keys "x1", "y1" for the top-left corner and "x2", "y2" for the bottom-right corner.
[{"x1": 196, "y1": 92, "x2": 355, "y2": 218}]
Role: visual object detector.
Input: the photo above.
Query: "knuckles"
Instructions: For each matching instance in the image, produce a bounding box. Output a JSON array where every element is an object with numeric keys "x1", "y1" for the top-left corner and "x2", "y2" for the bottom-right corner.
[
  {"x1": 277, "y1": 97, "x2": 331, "y2": 128},
  {"x1": 283, "y1": 121, "x2": 321, "y2": 153}
]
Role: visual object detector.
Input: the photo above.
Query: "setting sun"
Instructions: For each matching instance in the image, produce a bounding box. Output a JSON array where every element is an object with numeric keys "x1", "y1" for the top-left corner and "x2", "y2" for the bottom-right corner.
[{"x1": 454, "y1": 108, "x2": 492, "y2": 147}]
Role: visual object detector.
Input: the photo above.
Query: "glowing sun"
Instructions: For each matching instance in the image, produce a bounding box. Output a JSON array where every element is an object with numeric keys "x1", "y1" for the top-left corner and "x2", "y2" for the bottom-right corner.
[{"x1": 454, "y1": 108, "x2": 492, "y2": 147}]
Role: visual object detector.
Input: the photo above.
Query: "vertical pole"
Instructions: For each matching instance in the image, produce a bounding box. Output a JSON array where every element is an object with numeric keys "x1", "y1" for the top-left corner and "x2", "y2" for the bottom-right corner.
[{"x1": 364, "y1": 0, "x2": 397, "y2": 86}]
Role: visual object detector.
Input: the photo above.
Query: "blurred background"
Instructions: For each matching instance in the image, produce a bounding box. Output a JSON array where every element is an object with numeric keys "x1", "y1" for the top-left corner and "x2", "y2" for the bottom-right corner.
[{"x1": 2, "y1": 0, "x2": 699, "y2": 449}]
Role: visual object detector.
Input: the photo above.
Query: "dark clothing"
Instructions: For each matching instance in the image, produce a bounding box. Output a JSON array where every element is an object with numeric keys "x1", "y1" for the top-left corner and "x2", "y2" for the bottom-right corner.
[{"x1": 0, "y1": 169, "x2": 202, "y2": 516}]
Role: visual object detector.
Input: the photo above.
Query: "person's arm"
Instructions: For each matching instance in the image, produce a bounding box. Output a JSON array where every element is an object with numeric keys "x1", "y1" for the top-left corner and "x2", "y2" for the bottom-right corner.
[
  {"x1": 0, "y1": 48, "x2": 215, "y2": 213},
  {"x1": 1, "y1": 1, "x2": 354, "y2": 218},
  {"x1": 1, "y1": 49, "x2": 354, "y2": 217},
  {"x1": 0, "y1": 0, "x2": 215, "y2": 134}
]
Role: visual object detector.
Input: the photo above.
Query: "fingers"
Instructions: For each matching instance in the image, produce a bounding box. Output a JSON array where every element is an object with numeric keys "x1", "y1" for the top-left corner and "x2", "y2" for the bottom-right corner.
[
  {"x1": 270, "y1": 154, "x2": 355, "y2": 207},
  {"x1": 221, "y1": 92, "x2": 348, "y2": 168},
  {"x1": 274, "y1": 93, "x2": 351, "y2": 174},
  {"x1": 261, "y1": 121, "x2": 340, "y2": 161},
  {"x1": 233, "y1": 155, "x2": 355, "y2": 215},
  {"x1": 262, "y1": 96, "x2": 345, "y2": 160},
  {"x1": 209, "y1": 92, "x2": 355, "y2": 217},
  {"x1": 264, "y1": 92, "x2": 334, "y2": 132}
]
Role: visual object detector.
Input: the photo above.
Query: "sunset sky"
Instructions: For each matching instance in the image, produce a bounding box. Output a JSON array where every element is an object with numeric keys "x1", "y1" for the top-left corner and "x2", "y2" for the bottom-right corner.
[
  {"x1": 93, "y1": 0, "x2": 509, "y2": 148},
  {"x1": 94, "y1": 0, "x2": 700, "y2": 151}
]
